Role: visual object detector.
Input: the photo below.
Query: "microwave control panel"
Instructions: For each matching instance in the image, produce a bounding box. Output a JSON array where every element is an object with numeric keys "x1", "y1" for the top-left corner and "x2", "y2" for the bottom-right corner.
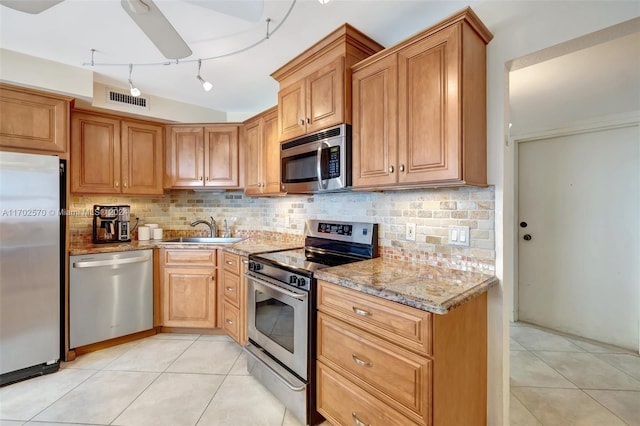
[{"x1": 326, "y1": 146, "x2": 340, "y2": 178}]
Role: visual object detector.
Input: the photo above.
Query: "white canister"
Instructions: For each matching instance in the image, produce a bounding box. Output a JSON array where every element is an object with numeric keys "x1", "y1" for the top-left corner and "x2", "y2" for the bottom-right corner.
[
  {"x1": 138, "y1": 226, "x2": 150, "y2": 241},
  {"x1": 152, "y1": 228, "x2": 163, "y2": 240}
]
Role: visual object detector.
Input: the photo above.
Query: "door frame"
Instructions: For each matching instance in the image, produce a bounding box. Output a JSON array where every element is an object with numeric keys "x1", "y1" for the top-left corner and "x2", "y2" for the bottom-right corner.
[{"x1": 512, "y1": 113, "x2": 640, "y2": 341}]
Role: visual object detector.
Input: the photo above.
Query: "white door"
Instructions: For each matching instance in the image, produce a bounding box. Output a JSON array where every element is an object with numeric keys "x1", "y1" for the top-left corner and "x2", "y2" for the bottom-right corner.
[{"x1": 517, "y1": 125, "x2": 640, "y2": 351}]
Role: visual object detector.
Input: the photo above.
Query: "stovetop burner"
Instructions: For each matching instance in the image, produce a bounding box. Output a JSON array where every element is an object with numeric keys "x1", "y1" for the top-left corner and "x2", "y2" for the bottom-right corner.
[{"x1": 253, "y1": 247, "x2": 365, "y2": 275}]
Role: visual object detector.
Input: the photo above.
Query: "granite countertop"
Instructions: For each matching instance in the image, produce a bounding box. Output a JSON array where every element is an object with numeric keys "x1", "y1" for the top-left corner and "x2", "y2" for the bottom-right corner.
[
  {"x1": 69, "y1": 237, "x2": 301, "y2": 256},
  {"x1": 314, "y1": 258, "x2": 498, "y2": 315}
]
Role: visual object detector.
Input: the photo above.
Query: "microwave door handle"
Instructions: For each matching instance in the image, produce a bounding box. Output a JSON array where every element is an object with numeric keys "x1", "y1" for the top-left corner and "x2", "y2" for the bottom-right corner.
[{"x1": 316, "y1": 141, "x2": 329, "y2": 190}]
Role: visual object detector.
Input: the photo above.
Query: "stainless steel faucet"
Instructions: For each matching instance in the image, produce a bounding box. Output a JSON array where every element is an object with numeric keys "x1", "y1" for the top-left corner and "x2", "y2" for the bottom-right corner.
[{"x1": 190, "y1": 216, "x2": 217, "y2": 237}]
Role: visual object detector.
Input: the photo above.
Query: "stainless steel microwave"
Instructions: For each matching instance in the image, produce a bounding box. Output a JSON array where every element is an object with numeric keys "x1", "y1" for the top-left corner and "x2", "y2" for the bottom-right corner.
[{"x1": 280, "y1": 124, "x2": 351, "y2": 193}]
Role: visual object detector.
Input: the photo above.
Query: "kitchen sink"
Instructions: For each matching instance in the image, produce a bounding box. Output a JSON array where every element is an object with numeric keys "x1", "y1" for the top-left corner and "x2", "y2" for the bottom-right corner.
[{"x1": 161, "y1": 237, "x2": 245, "y2": 244}]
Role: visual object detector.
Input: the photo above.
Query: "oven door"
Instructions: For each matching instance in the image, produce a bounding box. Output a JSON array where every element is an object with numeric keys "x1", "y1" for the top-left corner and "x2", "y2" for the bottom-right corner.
[{"x1": 246, "y1": 273, "x2": 309, "y2": 380}]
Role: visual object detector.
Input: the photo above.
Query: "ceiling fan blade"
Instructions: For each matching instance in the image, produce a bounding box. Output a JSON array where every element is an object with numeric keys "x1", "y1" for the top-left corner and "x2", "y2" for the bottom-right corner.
[
  {"x1": 185, "y1": 0, "x2": 264, "y2": 22},
  {"x1": 0, "y1": 0, "x2": 64, "y2": 14},
  {"x1": 121, "y1": 0, "x2": 192, "y2": 60}
]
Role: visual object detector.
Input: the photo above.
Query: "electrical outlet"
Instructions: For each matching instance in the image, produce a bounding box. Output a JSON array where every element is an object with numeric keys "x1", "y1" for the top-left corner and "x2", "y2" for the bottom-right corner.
[
  {"x1": 406, "y1": 223, "x2": 416, "y2": 241},
  {"x1": 449, "y1": 225, "x2": 470, "y2": 246}
]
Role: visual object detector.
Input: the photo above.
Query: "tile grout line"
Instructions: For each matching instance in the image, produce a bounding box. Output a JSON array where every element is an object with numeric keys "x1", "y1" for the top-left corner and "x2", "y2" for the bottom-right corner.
[
  {"x1": 107, "y1": 334, "x2": 201, "y2": 426},
  {"x1": 510, "y1": 388, "x2": 544, "y2": 425},
  {"x1": 580, "y1": 388, "x2": 632, "y2": 425}
]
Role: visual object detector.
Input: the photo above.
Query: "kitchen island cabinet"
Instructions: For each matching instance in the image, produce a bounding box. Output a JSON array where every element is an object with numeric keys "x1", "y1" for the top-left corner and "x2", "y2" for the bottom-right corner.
[
  {"x1": 71, "y1": 111, "x2": 163, "y2": 195},
  {"x1": 243, "y1": 106, "x2": 282, "y2": 196},
  {"x1": 351, "y1": 7, "x2": 493, "y2": 190},
  {"x1": 159, "y1": 248, "x2": 217, "y2": 328},
  {"x1": 315, "y1": 258, "x2": 497, "y2": 426},
  {"x1": 165, "y1": 124, "x2": 241, "y2": 189}
]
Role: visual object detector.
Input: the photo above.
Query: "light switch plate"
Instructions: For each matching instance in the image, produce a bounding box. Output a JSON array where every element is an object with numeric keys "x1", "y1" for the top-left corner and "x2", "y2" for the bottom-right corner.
[
  {"x1": 406, "y1": 223, "x2": 416, "y2": 241},
  {"x1": 449, "y1": 225, "x2": 470, "y2": 246}
]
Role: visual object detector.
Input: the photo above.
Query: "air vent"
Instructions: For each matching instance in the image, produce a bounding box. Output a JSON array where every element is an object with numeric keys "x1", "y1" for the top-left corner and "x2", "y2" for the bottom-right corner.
[{"x1": 106, "y1": 88, "x2": 149, "y2": 110}]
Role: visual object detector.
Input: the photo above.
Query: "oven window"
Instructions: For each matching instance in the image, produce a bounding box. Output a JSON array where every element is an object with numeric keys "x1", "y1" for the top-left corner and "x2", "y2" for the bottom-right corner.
[{"x1": 254, "y1": 289, "x2": 295, "y2": 353}]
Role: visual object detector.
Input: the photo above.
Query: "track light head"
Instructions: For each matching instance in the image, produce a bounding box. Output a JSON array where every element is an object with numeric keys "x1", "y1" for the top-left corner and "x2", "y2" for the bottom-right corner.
[
  {"x1": 128, "y1": 64, "x2": 141, "y2": 97},
  {"x1": 197, "y1": 59, "x2": 213, "y2": 92}
]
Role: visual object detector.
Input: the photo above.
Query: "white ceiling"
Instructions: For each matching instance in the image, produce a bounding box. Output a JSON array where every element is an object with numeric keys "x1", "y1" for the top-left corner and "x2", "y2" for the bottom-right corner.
[{"x1": 0, "y1": 0, "x2": 482, "y2": 116}]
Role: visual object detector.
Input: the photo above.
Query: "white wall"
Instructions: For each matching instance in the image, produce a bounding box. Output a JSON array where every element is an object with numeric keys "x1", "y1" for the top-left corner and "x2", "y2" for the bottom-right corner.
[{"x1": 474, "y1": 1, "x2": 640, "y2": 424}]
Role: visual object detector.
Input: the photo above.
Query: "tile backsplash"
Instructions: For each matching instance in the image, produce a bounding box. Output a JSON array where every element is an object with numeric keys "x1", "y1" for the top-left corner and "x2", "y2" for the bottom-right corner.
[{"x1": 69, "y1": 186, "x2": 495, "y2": 272}]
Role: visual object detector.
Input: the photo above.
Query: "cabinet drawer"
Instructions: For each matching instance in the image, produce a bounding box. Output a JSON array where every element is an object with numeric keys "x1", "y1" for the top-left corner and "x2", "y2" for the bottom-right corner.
[
  {"x1": 318, "y1": 312, "x2": 431, "y2": 422},
  {"x1": 317, "y1": 361, "x2": 421, "y2": 426},
  {"x1": 163, "y1": 249, "x2": 216, "y2": 266},
  {"x1": 222, "y1": 251, "x2": 240, "y2": 275},
  {"x1": 222, "y1": 301, "x2": 240, "y2": 342},
  {"x1": 222, "y1": 270, "x2": 241, "y2": 307},
  {"x1": 318, "y1": 280, "x2": 432, "y2": 356}
]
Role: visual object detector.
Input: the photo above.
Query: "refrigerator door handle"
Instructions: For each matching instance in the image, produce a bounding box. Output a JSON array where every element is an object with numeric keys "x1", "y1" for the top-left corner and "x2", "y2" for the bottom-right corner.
[{"x1": 72, "y1": 254, "x2": 151, "y2": 269}]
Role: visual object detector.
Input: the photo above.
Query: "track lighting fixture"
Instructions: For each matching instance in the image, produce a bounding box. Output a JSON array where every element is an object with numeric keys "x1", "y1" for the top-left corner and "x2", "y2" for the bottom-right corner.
[
  {"x1": 128, "y1": 64, "x2": 141, "y2": 97},
  {"x1": 196, "y1": 59, "x2": 213, "y2": 92}
]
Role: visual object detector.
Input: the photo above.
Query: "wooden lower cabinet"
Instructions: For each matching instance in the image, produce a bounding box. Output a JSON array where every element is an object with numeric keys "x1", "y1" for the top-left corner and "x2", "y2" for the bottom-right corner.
[
  {"x1": 317, "y1": 280, "x2": 487, "y2": 426},
  {"x1": 218, "y1": 251, "x2": 248, "y2": 344},
  {"x1": 159, "y1": 249, "x2": 217, "y2": 328}
]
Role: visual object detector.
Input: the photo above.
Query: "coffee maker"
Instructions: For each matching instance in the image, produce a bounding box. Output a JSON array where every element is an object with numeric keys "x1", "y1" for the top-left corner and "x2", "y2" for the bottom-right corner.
[{"x1": 93, "y1": 205, "x2": 131, "y2": 243}]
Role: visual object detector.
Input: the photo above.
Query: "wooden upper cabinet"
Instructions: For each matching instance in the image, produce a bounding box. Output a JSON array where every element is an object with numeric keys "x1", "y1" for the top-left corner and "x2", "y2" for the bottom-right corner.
[
  {"x1": 272, "y1": 24, "x2": 384, "y2": 143},
  {"x1": 352, "y1": 8, "x2": 493, "y2": 190},
  {"x1": 121, "y1": 121, "x2": 163, "y2": 194},
  {"x1": 242, "y1": 106, "x2": 283, "y2": 196},
  {"x1": 352, "y1": 54, "x2": 398, "y2": 188},
  {"x1": 165, "y1": 124, "x2": 240, "y2": 189},
  {"x1": 204, "y1": 126, "x2": 239, "y2": 188},
  {"x1": 71, "y1": 112, "x2": 121, "y2": 194},
  {"x1": 71, "y1": 111, "x2": 163, "y2": 195},
  {"x1": 0, "y1": 84, "x2": 72, "y2": 154}
]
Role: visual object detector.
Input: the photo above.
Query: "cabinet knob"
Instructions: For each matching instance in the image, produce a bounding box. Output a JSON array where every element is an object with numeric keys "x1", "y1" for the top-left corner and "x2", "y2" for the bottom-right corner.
[
  {"x1": 226, "y1": 286, "x2": 233, "y2": 292},
  {"x1": 306, "y1": 117, "x2": 310, "y2": 124},
  {"x1": 206, "y1": 176, "x2": 209, "y2": 181},
  {"x1": 400, "y1": 164, "x2": 405, "y2": 172},
  {"x1": 226, "y1": 319, "x2": 233, "y2": 325},
  {"x1": 115, "y1": 181, "x2": 119, "y2": 188},
  {"x1": 300, "y1": 119, "x2": 305, "y2": 125},
  {"x1": 210, "y1": 276, "x2": 214, "y2": 281},
  {"x1": 199, "y1": 176, "x2": 203, "y2": 181},
  {"x1": 242, "y1": 259, "x2": 249, "y2": 264},
  {"x1": 226, "y1": 260, "x2": 234, "y2": 265},
  {"x1": 388, "y1": 166, "x2": 394, "y2": 173},
  {"x1": 123, "y1": 182, "x2": 128, "y2": 188}
]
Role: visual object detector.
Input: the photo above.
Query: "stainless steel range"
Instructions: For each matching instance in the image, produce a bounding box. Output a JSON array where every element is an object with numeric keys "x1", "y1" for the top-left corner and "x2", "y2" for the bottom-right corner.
[{"x1": 244, "y1": 220, "x2": 379, "y2": 426}]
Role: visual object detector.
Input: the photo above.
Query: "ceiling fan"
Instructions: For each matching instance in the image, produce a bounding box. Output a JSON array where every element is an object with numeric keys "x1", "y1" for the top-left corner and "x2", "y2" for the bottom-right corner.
[{"x1": 0, "y1": 0, "x2": 265, "y2": 60}]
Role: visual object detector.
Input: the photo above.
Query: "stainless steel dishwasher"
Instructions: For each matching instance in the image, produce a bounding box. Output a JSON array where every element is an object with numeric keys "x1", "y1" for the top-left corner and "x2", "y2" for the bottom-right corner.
[{"x1": 70, "y1": 249, "x2": 153, "y2": 348}]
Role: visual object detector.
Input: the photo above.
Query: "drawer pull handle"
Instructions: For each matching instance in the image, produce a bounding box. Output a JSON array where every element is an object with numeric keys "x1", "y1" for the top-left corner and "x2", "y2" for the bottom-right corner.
[
  {"x1": 352, "y1": 412, "x2": 370, "y2": 426},
  {"x1": 226, "y1": 260, "x2": 234, "y2": 265},
  {"x1": 352, "y1": 307, "x2": 372, "y2": 317},
  {"x1": 226, "y1": 287, "x2": 234, "y2": 291},
  {"x1": 242, "y1": 259, "x2": 249, "y2": 264},
  {"x1": 226, "y1": 319, "x2": 233, "y2": 325},
  {"x1": 351, "y1": 354, "x2": 371, "y2": 367}
]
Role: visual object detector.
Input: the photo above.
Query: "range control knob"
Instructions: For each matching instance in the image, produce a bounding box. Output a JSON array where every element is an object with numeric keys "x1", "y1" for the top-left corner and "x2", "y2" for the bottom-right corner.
[
  {"x1": 289, "y1": 275, "x2": 298, "y2": 285},
  {"x1": 296, "y1": 277, "x2": 307, "y2": 287},
  {"x1": 249, "y1": 262, "x2": 263, "y2": 272}
]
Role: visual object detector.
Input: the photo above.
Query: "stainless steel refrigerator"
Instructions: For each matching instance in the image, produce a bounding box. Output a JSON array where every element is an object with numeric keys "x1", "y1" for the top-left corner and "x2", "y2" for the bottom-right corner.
[{"x1": 0, "y1": 151, "x2": 64, "y2": 386}]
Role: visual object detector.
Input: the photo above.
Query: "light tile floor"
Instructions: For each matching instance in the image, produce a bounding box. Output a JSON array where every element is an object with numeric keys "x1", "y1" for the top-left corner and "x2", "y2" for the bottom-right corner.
[
  {"x1": 3, "y1": 326, "x2": 639, "y2": 425},
  {"x1": 0, "y1": 333, "x2": 322, "y2": 426},
  {"x1": 510, "y1": 322, "x2": 640, "y2": 425}
]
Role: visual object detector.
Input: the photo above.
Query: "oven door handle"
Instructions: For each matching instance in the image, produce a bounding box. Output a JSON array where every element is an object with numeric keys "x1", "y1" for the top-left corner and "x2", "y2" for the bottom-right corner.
[
  {"x1": 246, "y1": 273, "x2": 308, "y2": 301},
  {"x1": 316, "y1": 141, "x2": 329, "y2": 190}
]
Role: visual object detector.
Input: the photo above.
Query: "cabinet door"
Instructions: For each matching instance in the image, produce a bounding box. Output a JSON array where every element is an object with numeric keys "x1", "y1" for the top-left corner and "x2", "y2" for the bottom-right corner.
[
  {"x1": 162, "y1": 266, "x2": 217, "y2": 328},
  {"x1": 306, "y1": 57, "x2": 345, "y2": 133},
  {"x1": 0, "y1": 86, "x2": 69, "y2": 153},
  {"x1": 278, "y1": 79, "x2": 305, "y2": 141},
  {"x1": 121, "y1": 121, "x2": 163, "y2": 195},
  {"x1": 262, "y1": 109, "x2": 283, "y2": 194},
  {"x1": 398, "y1": 25, "x2": 461, "y2": 184},
  {"x1": 243, "y1": 118, "x2": 263, "y2": 195},
  {"x1": 352, "y1": 55, "x2": 398, "y2": 188},
  {"x1": 204, "y1": 125, "x2": 239, "y2": 188},
  {"x1": 71, "y1": 113, "x2": 121, "y2": 193},
  {"x1": 167, "y1": 127, "x2": 204, "y2": 187}
]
